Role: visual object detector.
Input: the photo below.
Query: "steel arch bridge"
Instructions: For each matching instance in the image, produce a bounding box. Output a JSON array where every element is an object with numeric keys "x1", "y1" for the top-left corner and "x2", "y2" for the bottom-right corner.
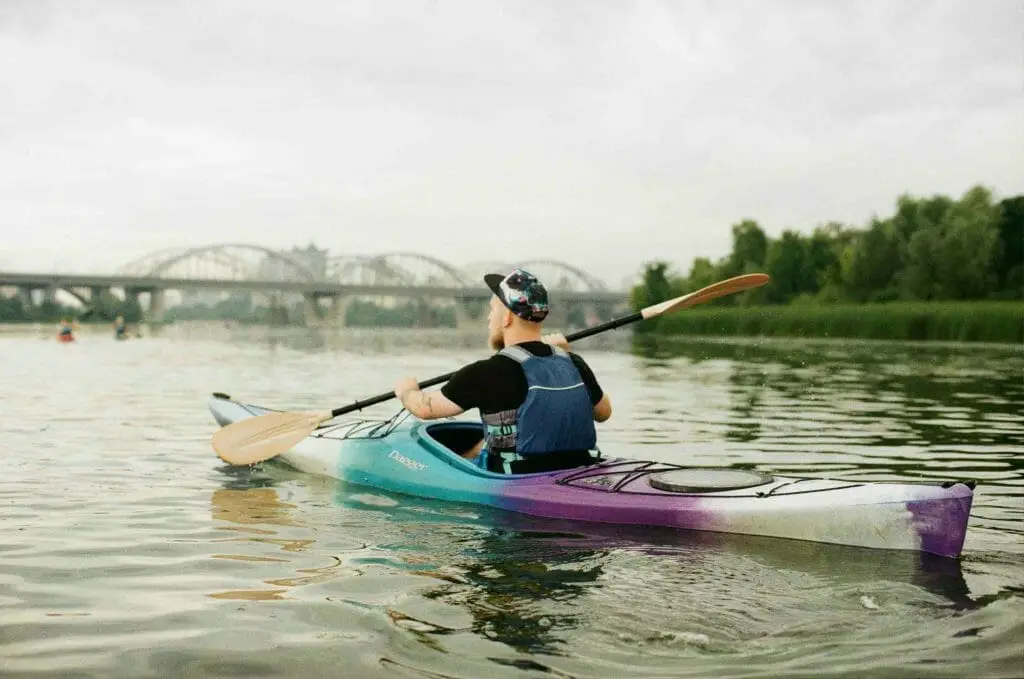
[
  {"x1": 461, "y1": 260, "x2": 607, "y2": 292},
  {"x1": 118, "y1": 244, "x2": 318, "y2": 282},
  {"x1": 116, "y1": 245, "x2": 609, "y2": 291},
  {"x1": 1, "y1": 244, "x2": 629, "y2": 329},
  {"x1": 324, "y1": 253, "x2": 471, "y2": 289}
]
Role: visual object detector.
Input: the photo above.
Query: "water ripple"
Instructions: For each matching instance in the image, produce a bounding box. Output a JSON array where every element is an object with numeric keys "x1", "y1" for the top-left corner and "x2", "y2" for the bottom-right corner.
[{"x1": 1, "y1": 329, "x2": 1021, "y2": 678}]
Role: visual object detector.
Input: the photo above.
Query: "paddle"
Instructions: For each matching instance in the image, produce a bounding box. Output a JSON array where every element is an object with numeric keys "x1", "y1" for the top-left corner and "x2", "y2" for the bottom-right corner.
[{"x1": 212, "y1": 272, "x2": 770, "y2": 465}]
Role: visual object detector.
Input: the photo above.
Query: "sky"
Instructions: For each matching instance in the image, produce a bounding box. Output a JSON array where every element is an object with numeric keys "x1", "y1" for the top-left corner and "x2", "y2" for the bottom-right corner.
[{"x1": 1, "y1": 0, "x2": 1021, "y2": 288}]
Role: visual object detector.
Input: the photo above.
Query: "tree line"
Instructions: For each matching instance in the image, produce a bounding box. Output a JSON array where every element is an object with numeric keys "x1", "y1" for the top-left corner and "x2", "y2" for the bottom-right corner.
[
  {"x1": 632, "y1": 185, "x2": 1023, "y2": 311},
  {"x1": 0, "y1": 292, "x2": 142, "y2": 323},
  {"x1": 162, "y1": 297, "x2": 465, "y2": 327}
]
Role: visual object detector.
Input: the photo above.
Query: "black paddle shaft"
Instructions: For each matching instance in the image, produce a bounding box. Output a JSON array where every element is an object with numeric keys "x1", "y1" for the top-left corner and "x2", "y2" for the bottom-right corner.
[{"x1": 328, "y1": 310, "x2": 644, "y2": 418}]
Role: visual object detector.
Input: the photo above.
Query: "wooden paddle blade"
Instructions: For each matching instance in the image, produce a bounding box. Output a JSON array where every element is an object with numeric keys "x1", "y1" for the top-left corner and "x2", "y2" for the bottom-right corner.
[
  {"x1": 641, "y1": 273, "x2": 769, "y2": 319},
  {"x1": 212, "y1": 410, "x2": 332, "y2": 466}
]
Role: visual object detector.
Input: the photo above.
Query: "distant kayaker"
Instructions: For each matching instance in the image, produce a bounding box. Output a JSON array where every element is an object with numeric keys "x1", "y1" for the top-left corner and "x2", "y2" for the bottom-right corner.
[
  {"x1": 394, "y1": 268, "x2": 612, "y2": 474},
  {"x1": 113, "y1": 315, "x2": 127, "y2": 340},
  {"x1": 57, "y1": 318, "x2": 76, "y2": 342}
]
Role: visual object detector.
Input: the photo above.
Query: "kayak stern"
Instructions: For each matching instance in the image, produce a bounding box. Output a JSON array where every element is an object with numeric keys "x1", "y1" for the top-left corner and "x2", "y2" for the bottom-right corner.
[{"x1": 907, "y1": 488, "x2": 975, "y2": 559}]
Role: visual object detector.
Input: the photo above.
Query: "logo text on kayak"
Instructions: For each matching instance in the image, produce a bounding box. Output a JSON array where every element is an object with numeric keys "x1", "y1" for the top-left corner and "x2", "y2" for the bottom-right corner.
[{"x1": 389, "y1": 450, "x2": 427, "y2": 472}]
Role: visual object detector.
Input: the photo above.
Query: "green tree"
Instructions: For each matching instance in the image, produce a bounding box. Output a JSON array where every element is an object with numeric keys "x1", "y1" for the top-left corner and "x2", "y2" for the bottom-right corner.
[
  {"x1": 631, "y1": 262, "x2": 676, "y2": 330},
  {"x1": 631, "y1": 183, "x2": 1013, "y2": 312},
  {"x1": 724, "y1": 220, "x2": 769, "y2": 277},
  {"x1": 890, "y1": 193, "x2": 953, "y2": 251},
  {"x1": 995, "y1": 196, "x2": 1024, "y2": 298},
  {"x1": 811, "y1": 222, "x2": 856, "y2": 302},
  {"x1": 686, "y1": 257, "x2": 720, "y2": 293},
  {"x1": 904, "y1": 224, "x2": 943, "y2": 300},
  {"x1": 0, "y1": 295, "x2": 26, "y2": 321},
  {"x1": 934, "y1": 185, "x2": 1001, "y2": 299},
  {"x1": 764, "y1": 230, "x2": 812, "y2": 303},
  {"x1": 841, "y1": 219, "x2": 901, "y2": 302}
]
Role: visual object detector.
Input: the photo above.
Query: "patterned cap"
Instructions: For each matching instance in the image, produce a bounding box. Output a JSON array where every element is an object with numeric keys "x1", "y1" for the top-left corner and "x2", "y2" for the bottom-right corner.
[{"x1": 484, "y1": 268, "x2": 550, "y2": 322}]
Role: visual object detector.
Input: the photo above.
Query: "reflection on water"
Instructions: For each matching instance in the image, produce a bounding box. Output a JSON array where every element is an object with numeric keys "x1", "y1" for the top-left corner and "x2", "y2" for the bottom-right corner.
[
  {"x1": 370, "y1": 499, "x2": 980, "y2": 662},
  {"x1": 1, "y1": 327, "x2": 1022, "y2": 678},
  {"x1": 198, "y1": 463, "x2": 1015, "y2": 678},
  {"x1": 207, "y1": 487, "x2": 308, "y2": 601}
]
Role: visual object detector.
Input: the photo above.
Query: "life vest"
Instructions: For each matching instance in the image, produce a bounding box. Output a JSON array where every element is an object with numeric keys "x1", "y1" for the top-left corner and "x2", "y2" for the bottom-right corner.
[{"x1": 481, "y1": 345, "x2": 596, "y2": 472}]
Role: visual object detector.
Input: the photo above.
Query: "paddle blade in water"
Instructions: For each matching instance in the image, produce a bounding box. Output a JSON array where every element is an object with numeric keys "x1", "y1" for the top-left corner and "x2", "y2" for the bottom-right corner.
[{"x1": 212, "y1": 410, "x2": 331, "y2": 465}]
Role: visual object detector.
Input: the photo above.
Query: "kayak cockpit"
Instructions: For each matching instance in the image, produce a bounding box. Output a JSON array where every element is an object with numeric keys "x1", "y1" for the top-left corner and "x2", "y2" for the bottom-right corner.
[
  {"x1": 421, "y1": 421, "x2": 485, "y2": 458},
  {"x1": 417, "y1": 420, "x2": 603, "y2": 475}
]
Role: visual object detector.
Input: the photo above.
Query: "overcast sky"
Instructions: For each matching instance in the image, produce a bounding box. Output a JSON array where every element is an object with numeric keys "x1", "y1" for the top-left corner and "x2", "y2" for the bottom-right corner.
[{"x1": 1, "y1": 0, "x2": 1021, "y2": 287}]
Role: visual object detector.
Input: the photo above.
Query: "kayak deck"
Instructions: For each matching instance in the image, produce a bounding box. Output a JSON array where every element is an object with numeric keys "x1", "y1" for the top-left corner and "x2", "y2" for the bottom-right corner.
[{"x1": 207, "y1": 394, "x2": 976, "y2": 558}]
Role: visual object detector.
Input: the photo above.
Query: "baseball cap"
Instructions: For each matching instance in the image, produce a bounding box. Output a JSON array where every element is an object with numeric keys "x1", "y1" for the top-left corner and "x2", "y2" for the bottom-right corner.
[{"x1": 483, "y1": 268, "x2": 550, "y2": 323}]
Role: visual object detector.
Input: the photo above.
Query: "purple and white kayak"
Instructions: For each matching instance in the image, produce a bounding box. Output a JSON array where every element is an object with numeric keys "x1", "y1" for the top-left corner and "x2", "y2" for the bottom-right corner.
[{"x1": 208, "y1": 394, "x2": 976, "y2": 559}]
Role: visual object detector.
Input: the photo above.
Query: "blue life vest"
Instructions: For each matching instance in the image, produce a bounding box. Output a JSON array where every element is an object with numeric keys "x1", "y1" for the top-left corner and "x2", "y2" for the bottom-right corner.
[{"x1": 480, "y1": 345, "x2": 596, "y2": 472}]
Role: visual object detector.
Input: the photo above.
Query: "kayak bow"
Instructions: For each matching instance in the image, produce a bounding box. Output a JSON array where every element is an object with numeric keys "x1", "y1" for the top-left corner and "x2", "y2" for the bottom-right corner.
[{"x1": 207, "y1": 394, "x2": 975, "y2": 559}]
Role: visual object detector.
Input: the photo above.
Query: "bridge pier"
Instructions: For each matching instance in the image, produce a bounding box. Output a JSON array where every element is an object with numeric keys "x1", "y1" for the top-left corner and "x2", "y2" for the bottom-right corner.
[
  {"x1": 124, "y1": 288, "x2": 139, "y2": 309},
  {"x1": 16, "y1": 286, "x2": 33, "y2": 310},
  {"x1": 326, "y1": 294, "x2": 351, "y2": 327},
  {"x1": 267, "y1": 292, "x2": 289, "y2": 326},
  {"x1": 303, "y1": 293, "x2": 330, "y2": 327},
  {"x1": 452, "y1": 296, "x2": 487, "y2": 330},
  {"x1": 453, "y1": 302, "x2": 473, "y2": 330},
  {"x1": 147, "y1": 290, "x2": 165, "y2": 324}
]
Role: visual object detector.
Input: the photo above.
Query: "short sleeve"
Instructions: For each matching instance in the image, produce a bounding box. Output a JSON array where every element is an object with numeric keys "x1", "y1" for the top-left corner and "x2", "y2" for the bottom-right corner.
[
  {"x1": 569, "y1": 353, "x2": 604, "y2": 406},
  {"x1": 440, "y1": 354, "x2": 529, "y2": 414},
  {"x1": 440, "y1": 359, "x2": 492, "y2": 410}
]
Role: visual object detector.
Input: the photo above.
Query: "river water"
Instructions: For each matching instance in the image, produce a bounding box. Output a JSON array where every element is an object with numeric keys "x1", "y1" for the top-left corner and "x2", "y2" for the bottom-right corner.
[{"x1": 2, "y1": 323, "x2": 1022, "y2": 678}]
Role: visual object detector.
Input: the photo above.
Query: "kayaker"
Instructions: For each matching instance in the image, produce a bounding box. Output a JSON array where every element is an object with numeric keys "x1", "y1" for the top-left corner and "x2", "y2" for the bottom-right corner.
[
  {"x1": 394, "y1": 268, "x2": 612, "y2": 474},
  {"x1": 57, "y1": 318, "x2": 75, "y2": 341},
  {"x1": 113, "y1": 315, "x2": 127, "y2": 340}
]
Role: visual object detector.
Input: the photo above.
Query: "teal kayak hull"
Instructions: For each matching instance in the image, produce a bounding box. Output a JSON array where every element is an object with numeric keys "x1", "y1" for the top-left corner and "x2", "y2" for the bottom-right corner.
[{"x1": 208, "y1": 394, "x2": 975, "y2": 558}]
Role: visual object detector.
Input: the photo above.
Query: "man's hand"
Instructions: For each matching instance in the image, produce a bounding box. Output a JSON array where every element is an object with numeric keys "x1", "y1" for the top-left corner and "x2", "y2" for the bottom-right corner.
[
  {"x1": 541, "y1": 333, "x2": 570, "y2": 351},
  {"x1": 394, "y1": 376, "x2": 420, "y2": 405}
]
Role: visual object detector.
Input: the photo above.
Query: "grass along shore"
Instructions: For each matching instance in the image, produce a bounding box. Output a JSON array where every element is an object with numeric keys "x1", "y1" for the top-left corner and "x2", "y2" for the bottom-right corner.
[{"x1": 643, "y1": 301, "x2": 1024, "y2": 344}]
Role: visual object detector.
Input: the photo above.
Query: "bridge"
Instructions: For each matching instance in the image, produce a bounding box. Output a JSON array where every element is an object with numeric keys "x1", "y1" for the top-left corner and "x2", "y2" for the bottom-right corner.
[{"x1": 0, "y1": 243, "x2": 632, "y2": 329}]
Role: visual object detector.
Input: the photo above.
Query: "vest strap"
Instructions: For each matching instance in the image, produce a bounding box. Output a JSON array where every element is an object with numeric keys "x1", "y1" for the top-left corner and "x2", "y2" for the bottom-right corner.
[
  {"x1": 499, "y1": 345, "x2": 571, "y2": 362},
  {"x1": 498, "y1": 346, "x2": 532, "y2": 363},
  {"x1": 495, "y1": 450, "x2": 525, "y2": 474}
]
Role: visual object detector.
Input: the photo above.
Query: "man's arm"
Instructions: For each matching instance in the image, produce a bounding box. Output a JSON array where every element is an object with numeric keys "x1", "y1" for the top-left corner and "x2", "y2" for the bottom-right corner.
[
  {"x1": 592, "y1": 393, "x2": 612, "y2": 422},
  {"x1": 394, "y1": 377, "x2": 465, "y2": 420}
]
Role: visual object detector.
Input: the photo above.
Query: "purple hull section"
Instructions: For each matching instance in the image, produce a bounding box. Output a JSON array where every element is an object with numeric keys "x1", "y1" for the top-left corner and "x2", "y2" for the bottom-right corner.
[
  {"x1": 907, "y1": 492, "x2": 974, "y2": 559},
  {"x1": 498, "y1": 473, "x2": 715, "y2": 530}
]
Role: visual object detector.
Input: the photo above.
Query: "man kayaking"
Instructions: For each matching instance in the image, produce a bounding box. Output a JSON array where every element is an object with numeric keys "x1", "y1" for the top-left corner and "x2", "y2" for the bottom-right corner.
[
  {"x1": 393, "y1": 268, "x2": 612, "y2": 474},
  {"x1": 57, "y1": 318, "x2": 76, "y2": 342}
]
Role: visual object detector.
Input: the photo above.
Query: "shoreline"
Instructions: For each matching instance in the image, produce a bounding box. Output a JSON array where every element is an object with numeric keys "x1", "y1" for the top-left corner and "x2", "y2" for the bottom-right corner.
[{"x1": 639, "y1": 301, "x2": 1024, "y2": 344}]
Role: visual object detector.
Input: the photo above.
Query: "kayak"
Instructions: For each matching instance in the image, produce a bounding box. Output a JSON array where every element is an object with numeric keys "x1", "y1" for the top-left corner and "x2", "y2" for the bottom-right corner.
[
  {"x1": 207, "y1": 394, "x2": 976, "y2": 559},
  {"x1": 56, "y1": 333, "x2": 74, "y2": 343}
]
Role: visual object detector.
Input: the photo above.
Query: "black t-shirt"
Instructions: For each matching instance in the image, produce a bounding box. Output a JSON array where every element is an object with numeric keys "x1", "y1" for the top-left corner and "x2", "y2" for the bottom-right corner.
[{"x1": 441, "y1": 341, "x2": 603, "y2": 417}]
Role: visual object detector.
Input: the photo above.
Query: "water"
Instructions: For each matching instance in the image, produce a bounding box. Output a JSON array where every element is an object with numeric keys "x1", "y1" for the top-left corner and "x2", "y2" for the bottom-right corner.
[{"x1": 2, "y1": 324, "x2": 1022, "y2": 678}]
